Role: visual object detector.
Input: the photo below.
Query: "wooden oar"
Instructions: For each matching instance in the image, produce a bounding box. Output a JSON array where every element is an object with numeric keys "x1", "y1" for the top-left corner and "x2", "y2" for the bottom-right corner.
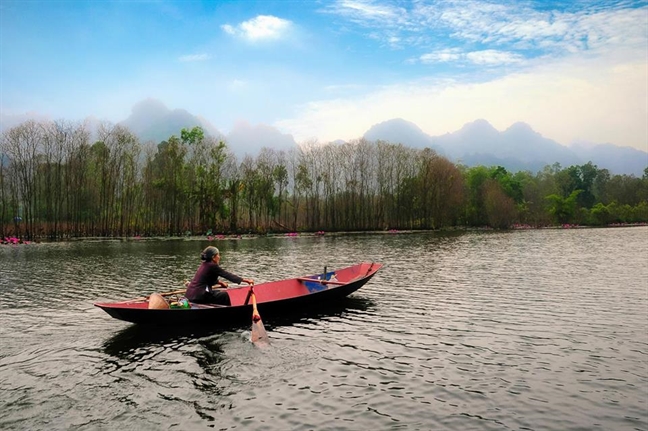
[
  {"x1": 296, "y1": 277, "x2": 345, "y2": 285},
  {"x1": 249, "y1": 287, "x2": 270, "y2": 346}
]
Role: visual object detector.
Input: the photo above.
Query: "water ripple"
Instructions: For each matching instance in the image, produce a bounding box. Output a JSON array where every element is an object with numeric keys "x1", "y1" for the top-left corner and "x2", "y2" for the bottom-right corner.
[{"x1": 1, "y1": 228, "x2": 647, "y2": 430}]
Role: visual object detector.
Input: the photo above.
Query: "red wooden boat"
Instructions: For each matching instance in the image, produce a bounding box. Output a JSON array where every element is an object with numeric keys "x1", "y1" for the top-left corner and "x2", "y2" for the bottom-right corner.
[{"x1": 94, "y1": 262, "x2": 382, "y2": 325}]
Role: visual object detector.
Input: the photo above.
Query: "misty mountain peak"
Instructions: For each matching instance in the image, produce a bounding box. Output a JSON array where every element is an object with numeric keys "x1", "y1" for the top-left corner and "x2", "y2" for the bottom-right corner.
[
  {"x1": 504, "y1": 121, "x2": 539, "y2": 137},
  {"x1": 458, "y1": 119, "x2": 499, "y2": 136},
  {"x1": 368, "y1": 118, "x2": 424, "y2": 133},
  {"x1": 364, "y1": 118, "x2": 443, "y2": 153},
  {"x1": 130, "y1": 98, "x2": 169, "y2": 119},
  {"x1": 119, "y1": 99, "x2": 220, "y2": 144}
]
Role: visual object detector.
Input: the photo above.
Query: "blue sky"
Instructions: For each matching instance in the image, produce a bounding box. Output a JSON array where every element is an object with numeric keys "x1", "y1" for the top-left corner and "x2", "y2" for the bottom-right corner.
[{"x1": 1, "y1": 0, "x2": 647, "y2": 151}]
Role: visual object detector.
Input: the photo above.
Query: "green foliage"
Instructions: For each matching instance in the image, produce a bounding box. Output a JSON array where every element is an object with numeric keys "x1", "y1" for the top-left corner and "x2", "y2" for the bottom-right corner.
[
  {"x1": 464, "y1": 165, "x2": 490, "y2": 226},
  {"x1": 489, "y1": 166, "x2": 523, "y2": 203},
  {"x1": 588, "y1": 202, "x2": 612, "y2": 225},
  {"x1": 555, "y1": 162, "x2": 599, "y2": 208},
  {"x1": 180, "y1": 126, "x2": 205, "y2": 146},
  {"x1": 546, "y1": 190, "x2": 582, "y2": 224}
]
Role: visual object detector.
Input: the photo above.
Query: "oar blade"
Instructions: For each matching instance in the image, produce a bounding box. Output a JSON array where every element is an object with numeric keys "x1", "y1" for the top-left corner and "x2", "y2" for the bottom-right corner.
[
  {"x1": 251, "y1": 318, "x2": 270, "y2": 345},
  {"x1": 250, "y1": 291, "x2": 270, "y2": 346}
]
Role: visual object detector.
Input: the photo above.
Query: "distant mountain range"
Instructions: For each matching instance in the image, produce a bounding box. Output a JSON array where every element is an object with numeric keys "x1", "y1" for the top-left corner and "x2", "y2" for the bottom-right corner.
[
  {"x1": 364, "y1": 118, "x2": 647, "y2": 177},
  {"x1": 1, "y1": 99, "x2": 646, "y2": 176}
]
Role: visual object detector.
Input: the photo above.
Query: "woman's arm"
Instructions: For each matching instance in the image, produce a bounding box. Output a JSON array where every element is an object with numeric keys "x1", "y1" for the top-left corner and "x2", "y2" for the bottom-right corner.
[
  {"x1": 215, "y1": 265, "x2": 244, "y2": 284},
  {"x1": 212, "y1": 263, "x2": 253, "y2": 286}
]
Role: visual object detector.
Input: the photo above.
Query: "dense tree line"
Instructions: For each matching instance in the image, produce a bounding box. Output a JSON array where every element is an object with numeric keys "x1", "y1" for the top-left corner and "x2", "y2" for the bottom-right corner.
[{"x1": 1, "y1": 120, "x2": 647, "y2": 240}]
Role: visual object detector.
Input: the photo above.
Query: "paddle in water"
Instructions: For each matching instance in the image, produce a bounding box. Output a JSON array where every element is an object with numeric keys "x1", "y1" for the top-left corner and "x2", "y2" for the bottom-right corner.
[{"x1": 249, "y1": 286, "x2": 269, "y2": 346}]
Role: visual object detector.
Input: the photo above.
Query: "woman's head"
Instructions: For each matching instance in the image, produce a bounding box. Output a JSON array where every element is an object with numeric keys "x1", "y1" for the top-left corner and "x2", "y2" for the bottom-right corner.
[{"x1": 201, "y1": 246, "x2": 220, "y2": 262}]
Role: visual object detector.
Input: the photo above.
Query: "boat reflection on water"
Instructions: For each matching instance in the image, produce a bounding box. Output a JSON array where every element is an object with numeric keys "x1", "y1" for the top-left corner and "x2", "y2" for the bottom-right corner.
[
  {"x1": 101, "y1": 295, "x2": 376, "y2": 358},
  {"x1": 101, "y1": 323, "x2": 230, "y2": 359}
]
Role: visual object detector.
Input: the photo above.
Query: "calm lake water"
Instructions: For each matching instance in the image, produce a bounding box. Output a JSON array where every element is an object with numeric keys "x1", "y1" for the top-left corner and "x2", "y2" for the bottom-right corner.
[{"x1": 0, "y1": 227, "x2": 646, "y2": 430}]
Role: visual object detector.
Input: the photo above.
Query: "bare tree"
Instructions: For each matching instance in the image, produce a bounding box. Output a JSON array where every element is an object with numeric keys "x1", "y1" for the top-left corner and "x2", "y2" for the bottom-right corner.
[
  {"x1": 2, "y1": 121, "x2": 43, "y2": 239},
  {"x1": 221, "y1": 149, "x2": 241, "y2": 232}
]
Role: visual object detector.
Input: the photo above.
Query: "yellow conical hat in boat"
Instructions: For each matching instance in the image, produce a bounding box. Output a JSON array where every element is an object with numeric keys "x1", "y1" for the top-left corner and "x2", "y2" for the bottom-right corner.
[{"x1": 148, "y1": 293, "x2": 170, "y2": 309}]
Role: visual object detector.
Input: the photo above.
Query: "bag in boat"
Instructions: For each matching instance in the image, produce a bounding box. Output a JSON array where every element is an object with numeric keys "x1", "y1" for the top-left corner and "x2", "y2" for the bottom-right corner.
[{"x1": 148, "y1": 293, "x2": 170, "y2": 309}]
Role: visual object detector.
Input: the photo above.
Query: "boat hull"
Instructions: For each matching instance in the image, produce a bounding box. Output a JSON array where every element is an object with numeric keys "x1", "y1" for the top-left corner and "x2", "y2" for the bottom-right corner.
[{"x1": 95, "y1": 262, "x2": 382, "y2": 326}]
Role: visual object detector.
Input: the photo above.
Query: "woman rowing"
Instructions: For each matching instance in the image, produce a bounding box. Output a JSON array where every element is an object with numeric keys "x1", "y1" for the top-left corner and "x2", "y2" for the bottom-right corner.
[{"x1": 185, "y1": 246, "x2": 254, "y2": 306}]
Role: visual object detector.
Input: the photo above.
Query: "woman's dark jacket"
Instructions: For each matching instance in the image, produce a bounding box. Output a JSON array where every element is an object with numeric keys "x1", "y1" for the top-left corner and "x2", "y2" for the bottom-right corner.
[{"x1": 185, "y1": 261, "x2": 243, "y2": 302}]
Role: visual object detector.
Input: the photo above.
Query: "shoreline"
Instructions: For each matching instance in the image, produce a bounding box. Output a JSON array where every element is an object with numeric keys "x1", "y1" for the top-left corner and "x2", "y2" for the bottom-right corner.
[{"x1": 2, "y1": 222, "x2": 647, "y2": 245}]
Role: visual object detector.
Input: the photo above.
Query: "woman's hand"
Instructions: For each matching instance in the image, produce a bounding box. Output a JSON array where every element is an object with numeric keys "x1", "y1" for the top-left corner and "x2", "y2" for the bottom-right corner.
[
  {"x1": 242, "y1": 278, "x2": 254, "y2": 286},
  {"x1": 218, "y1": 281, "x2": 229, "y2": 289}
]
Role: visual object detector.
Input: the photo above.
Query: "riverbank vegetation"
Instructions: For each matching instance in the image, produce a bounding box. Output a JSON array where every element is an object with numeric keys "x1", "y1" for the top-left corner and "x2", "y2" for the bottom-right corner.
[{"x1": 1, "y1": 121, "x2": 647, "y2": 240}]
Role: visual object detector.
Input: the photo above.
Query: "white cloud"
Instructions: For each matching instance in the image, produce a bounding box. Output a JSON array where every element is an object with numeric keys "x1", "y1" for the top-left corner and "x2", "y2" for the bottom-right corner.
[
  {"x1": 178, "y1": 53, "x2": 211, "y2": 62},
  {"x1": 419, "y1": 48, "x2": 462, "y2": 63},
  {"x1": 327, "y1": 0, "x2": 406, "y2": 24},
  {"x1": 323, "y1": 0, "x2": 414, "y2": 48},
  {"x1": 221, "y1": 15, "x2": 292, "y2": 42},
  {"x1": 418, "y1": 48, "x2": 522, "y2": 65},
  {"x1": 466, "y1": 49, "x2": 523, "y2": 65}
]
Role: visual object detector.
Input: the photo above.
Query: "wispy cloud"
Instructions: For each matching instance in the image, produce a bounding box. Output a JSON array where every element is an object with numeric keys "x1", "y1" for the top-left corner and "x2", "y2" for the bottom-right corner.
[
  {"x1": 323, "y1": 0, "x2": 415, "y2": 48},
  {"x1": 417, "y1": 48, "x2": 523, "y2": 66},
  {"x1": 178, "y1": 53, "x2": 211, "y2": 62},
  {"x1": 327, "y1": 0, "x2": 407, "y2": 24},
  {"x1": 418, "y1": 48, "x2": 462, "y2": 64},
  {"x1": 465, "y1": 49, "x2": 524, "y2": 65},
  {"x1": 222, "y1": 15, "x2": 292, "y2": 42},
  {"x1": 325, "y1": 0, "x2": 647, "y2": 59}
]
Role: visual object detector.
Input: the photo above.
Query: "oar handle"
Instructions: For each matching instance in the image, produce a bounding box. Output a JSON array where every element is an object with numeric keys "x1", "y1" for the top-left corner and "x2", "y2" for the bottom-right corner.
[
  {"x1": 251, "y1": 291, "x2": 261, "y2": 322},
  {"x1": 248, "y1": 284, "x2": 269, "y2": 345}
]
